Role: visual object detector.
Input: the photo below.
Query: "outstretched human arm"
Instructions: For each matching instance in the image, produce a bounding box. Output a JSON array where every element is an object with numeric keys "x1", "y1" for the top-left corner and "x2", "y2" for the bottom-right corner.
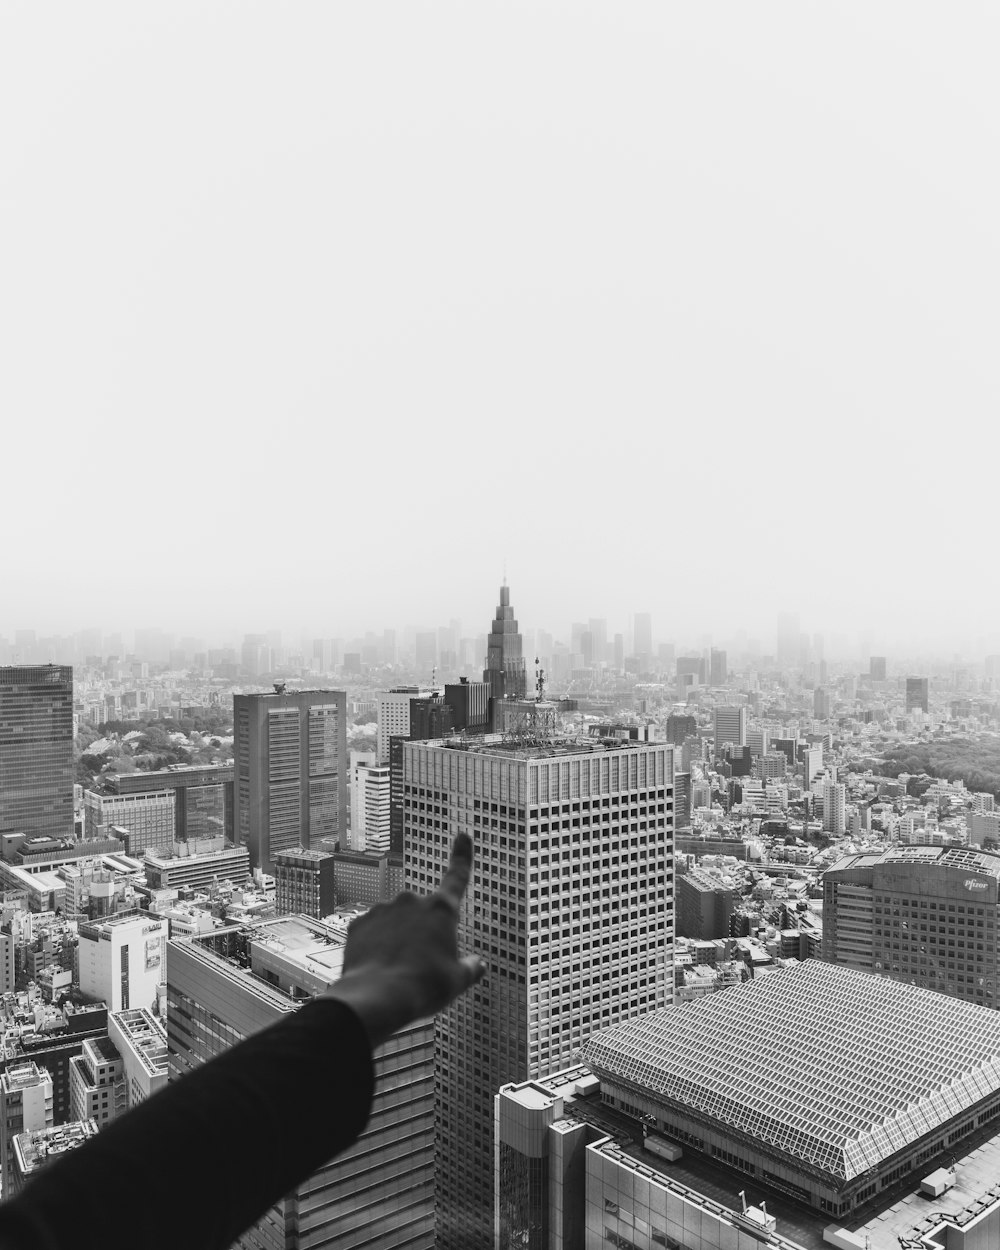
[{"x1": 0, "y1": 835, "x2": 483, "y2": 1250}]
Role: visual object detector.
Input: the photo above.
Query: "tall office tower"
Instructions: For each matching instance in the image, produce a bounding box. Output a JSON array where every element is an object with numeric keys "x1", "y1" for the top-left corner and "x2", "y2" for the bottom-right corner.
[
  {"x1": 376, "y1": 687, "x2": 437, "y2": 763},
  {"x1": 233, "y1": 686, "x2": 347, "y2": 871},
  {"x1": 0, "y1": 666, "x2": 74, "y2": 841},
  {"x1": 776, "y1": 612, "x2": 800, "y2": 670},
  {"x1": 823, "y1": 778, "x2": 847, "y2": 834},
  {"x1": 588, "y1": 618, "x2": 608, "y2": 665},
  {"x1": 167, "y1": 917, "x2": 436, "y2": 1249},
  {"x1": 813, "y1": 687, "x2": 831, "y2": 719},
  {"x1": 906, "y1": 676, "x2": 930, "y2": 713},
  {"x1": 1, "y1": 1062, "x2": 53, "y2": 1198},
  {"x1": 415, "y1": 631, "x2": 437, "y2": 674},
  {"x1": 676, "y1": 656, "x2": 705, "y2": 684},
  {"x1": 665, "y1": 714, "x2": 697, "y2": 747},
  {"x1": 613, "y1": 633, "x2": 624, "y2": 672},
  {"x1": 823, "y1": 846, "x2": 1000, "y2": 1007},
  {"x1": 240, "y1": 633, "x2": 270, "y2": 676},
  {"x1": 633, "y1": 612, "x2": 653, "y2": 659},
  {"x1": 869, "y1": 655, "x2": 887, "y2": 682},
  {"x1": 580, "y1": 630, "x2": 594, "y2": 668},
  {"x1": 709, "y1": 648, "x2": 727, "y2": 686},
  {"x1": 712, "y1": 706, "x2": 747, "y2": 750},
  {"x1": 273, "y1": 847, "x2": 336, "y2": 917},
  {"x1": 351, "y1": 760, "x2": 391, "y2": 854},
  {"x1": 403, "y1": 734, "x2": 674, "y2": 1247},
  {"x1": 483, "y1": 582, "x2": 527, "y2": 710},
  {"x1": 381, "y1": 628, "x2": 396, "y2": 665},
  {"x1": 803, "y1": 743, "x2": 824, "y2": 794}
]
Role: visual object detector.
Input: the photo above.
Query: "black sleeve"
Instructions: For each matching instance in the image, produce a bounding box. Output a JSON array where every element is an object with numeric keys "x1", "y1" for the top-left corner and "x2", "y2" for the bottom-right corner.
[{"x1": 0, "y1": 996, "x2": 375, "y2": 1250}]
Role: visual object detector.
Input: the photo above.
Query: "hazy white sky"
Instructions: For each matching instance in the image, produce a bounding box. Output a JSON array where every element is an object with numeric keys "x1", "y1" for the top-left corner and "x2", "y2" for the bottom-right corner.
[{"x1": 2, "y1": 3, "x2": 998, "y2": 652}]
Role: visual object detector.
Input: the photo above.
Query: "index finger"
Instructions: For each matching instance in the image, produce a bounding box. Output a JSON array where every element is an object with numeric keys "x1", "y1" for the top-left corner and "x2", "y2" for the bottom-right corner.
[{"x1": 435, "y1": 833, "x2": 473, "y2": 912}]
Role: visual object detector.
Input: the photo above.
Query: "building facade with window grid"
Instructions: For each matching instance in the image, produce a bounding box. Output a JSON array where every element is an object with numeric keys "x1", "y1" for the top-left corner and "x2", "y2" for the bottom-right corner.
[
  {"x1": 167, "y1": 918, "x2": 435, "y2": 1249},
  {"x1": 403, "y1": 734, "x2": 674, "y2": 1248},
  {"x1": 273, "y1": 847, "x2": 335, "y2": 918},
  {"x1": 823, "y1": 845, "x2": 1000, "y2": 1006},
  {"x1": 0, "y1": 665, "x2": 74, "y2": 841},
  {"x1": 233, "y1": 688, "x2": 347, "y2": 872},
  {"x1": 83, "y1": 788, "x2": 175, "y2": 857}
]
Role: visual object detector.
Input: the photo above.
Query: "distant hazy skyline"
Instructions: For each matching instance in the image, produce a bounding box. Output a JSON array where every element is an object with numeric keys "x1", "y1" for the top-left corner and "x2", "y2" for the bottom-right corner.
[{"x1": 3, "y1": 5, "x2": 998, "y2": 652}]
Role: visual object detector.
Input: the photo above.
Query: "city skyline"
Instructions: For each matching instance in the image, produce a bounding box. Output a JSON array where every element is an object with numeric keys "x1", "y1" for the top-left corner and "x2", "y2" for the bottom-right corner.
[
  {"x1": 3, "y1": 604, "x2": 1000, "y2": 670},
  {"x1": 3, "y1": 6, "x2": 1000, "y2": 653}
]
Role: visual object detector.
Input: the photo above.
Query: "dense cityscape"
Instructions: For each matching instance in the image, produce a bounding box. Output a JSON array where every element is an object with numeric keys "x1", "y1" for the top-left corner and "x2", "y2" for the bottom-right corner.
[{"x1": 2, "y1": 586, "x2": 1000, "y2": 1247}]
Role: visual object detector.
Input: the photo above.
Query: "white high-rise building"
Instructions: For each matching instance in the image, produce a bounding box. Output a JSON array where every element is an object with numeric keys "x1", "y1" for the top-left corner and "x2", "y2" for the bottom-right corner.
[
  {"x1": 404, "y1": 733, "x2": 674, "y2": 1247},
  {"x1": 712, "y1": 705, "x2": 747, "y2": 749},
  {"x1": 78, "y1": 912, "x2": 167, "y2": 1014},
  {"x1": 351, "y1": 761, "x2": 392, "y2": 855},
  {"x1": 823, "y1": 779, "x2": 847, "y2": 835},
  {"x1": 376, "y1": 687, "x2": 437, "y2": 763}
]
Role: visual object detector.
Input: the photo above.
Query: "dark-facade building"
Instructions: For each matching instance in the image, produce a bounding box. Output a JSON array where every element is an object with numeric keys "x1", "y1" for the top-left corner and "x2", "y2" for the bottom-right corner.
[
  {"x1": 906, "y1": 676, "x2": 930, "y2": 713},
  {"x1": 233, "y1": 686, "x2": 347, "y2": 871},
  {"x1": 824, "y1": 845, "x2": 1000, "y2": 1006},
  {"x1": 0, "y1": 666, "x2": 74, "y2": 841},
  {"x1": 483, "y1": 582, "x2": 527, "y2": 721},
  {"x1": 111, "y1": 764, "x2": 234, "y2": 843},
  {"x1": 404, "y1": 734, "x2": 674, "y2": 1247},
  {"x1": 665, "y1": 714, "x2": 697, "y2": 747},
  {"x1": 443, "y1": 679, "x2": 490, "y2": 734},
  {"x1": 273, "y1": 847, "x2": 335, "y2": 918},
  {"x1": 676, "y1": 867, "x2": 739, "y2": 940}
]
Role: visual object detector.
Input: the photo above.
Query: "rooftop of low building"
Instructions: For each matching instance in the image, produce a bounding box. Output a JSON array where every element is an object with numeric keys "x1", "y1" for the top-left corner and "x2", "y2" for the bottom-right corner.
[{"x1": 581, "y1": 961, "x2": 1000, "y2": 1186}]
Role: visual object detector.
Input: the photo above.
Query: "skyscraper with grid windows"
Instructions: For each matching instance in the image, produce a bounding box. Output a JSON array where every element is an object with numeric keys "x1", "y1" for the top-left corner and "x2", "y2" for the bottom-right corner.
[
  {"x1": 403, "y1": 733, "x2": 674, "y2": 1247},
  {"x1": 233, "y1": 686, "x2": 346, "y2": 871},
  {"x1": 0, "y1": 665, "x2": 75, "y2": 841}
]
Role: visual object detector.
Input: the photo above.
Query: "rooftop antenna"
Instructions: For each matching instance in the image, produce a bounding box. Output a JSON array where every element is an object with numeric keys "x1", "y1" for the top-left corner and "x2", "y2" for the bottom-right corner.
[
  {"x1": 431, "y1": 665, "x2": 437, "y2": 691},
  {"x1": 535, "y1": 657, "x2": 545, "y2": 703}
]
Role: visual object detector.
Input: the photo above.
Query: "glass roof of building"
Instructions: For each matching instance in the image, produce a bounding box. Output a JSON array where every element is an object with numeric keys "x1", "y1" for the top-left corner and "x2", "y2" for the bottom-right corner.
[{"x1": 580, "y1": 961, "x2": 1000, "y2": 1183}]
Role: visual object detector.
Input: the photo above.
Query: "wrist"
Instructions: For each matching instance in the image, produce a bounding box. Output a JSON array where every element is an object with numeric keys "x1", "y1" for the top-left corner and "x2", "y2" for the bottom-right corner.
[{"x1": 321, "y1": 971, "x2": 420, "y2": 1049}]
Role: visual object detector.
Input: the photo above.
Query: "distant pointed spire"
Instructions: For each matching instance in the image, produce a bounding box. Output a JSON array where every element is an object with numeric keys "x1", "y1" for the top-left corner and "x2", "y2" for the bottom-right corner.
[{"x1": 484, "y1": 582, "x2": 526, "y2": 703}]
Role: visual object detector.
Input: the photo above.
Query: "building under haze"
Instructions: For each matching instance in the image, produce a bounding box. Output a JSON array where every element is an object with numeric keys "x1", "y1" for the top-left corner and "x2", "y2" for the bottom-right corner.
[
  {"x1": 632, "y1": 612, "x2": 652, "y2": 660},
  {"x1": 233, "y1": 685, "x2": 347, "y2": 871},
  {"x1": 483, "y1": 582, "x2": 527, "y2": 722},
  {"x1": 712, "y1": 705, "x2": 746, "y2": 750},
  {"x1": 906, "y1": 676, "x2": 930, "y2": 713},
  {"x1": 0, "y1": 665, "x2": 74, "y2": 842},
  {"x1": 404, "y1": 732, "x2": 674, "y2": 1247}
]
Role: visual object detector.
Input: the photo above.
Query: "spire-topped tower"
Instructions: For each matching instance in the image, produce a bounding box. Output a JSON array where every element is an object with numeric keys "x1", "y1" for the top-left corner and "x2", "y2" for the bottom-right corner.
[{"x1": 483, "y1": 581, "x2": 527, "y2": 705}]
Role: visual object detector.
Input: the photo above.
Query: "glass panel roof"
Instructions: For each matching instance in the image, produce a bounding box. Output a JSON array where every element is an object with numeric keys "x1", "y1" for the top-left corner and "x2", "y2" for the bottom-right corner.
[{"x1": 580, "y1": 962, "x2": 1000, "y2": 1181}]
